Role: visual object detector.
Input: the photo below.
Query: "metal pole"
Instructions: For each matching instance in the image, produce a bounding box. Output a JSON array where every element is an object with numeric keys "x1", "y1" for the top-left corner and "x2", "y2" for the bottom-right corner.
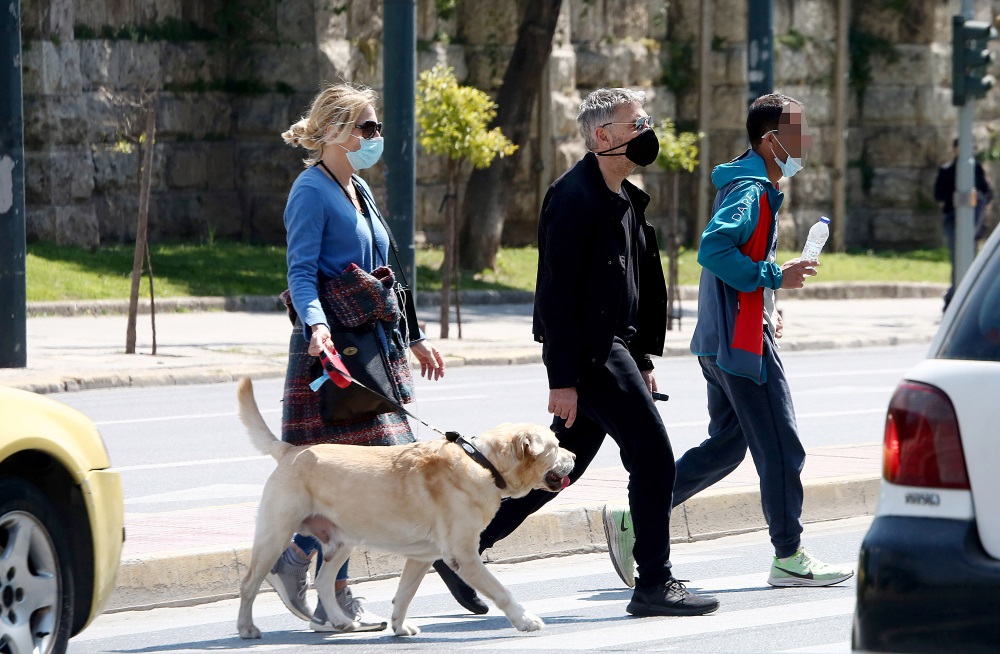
[
  {"x1": 832, "y1": 0, "x2": 849, "y2": 251},
  {"x1": 0, "y1": 0, "x2": 26, "y2": 368},
  {"x1": 382, "y1": 0, "x2": 417, "y2": 293},
  {"x1": 695, "y1": 0, "x2": 713, "y2": 244},
  {"x1": 955, "y1": 0, "x2": 976, "y2": 286},
  {"x1": 746, "y1": 0, "x2": 774, "y2": 104}
]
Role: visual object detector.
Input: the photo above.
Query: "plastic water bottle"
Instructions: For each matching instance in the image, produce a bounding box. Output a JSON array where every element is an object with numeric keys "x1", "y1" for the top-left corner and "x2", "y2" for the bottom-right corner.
[{"x1": 801, "y1": 216, "x2": 830, "y2": 262}]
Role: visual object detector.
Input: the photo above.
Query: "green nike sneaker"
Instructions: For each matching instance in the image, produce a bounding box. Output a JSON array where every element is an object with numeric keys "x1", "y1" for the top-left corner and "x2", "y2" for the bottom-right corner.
[
  {"x1": 602, "y1": 504, "x2": 636, "y2": 588},
  {"x1": 767, "y1": 549, "x2": 854, "y2": 587}
]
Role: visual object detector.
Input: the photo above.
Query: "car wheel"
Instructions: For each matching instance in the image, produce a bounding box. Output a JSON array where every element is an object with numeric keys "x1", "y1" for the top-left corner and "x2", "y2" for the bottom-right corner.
[{"x1": 0, "y1": 477, "x2": 74, "y2": 654}]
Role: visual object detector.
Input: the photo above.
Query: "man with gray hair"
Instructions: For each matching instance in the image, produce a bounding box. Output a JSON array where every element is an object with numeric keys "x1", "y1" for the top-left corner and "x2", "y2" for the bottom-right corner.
[{"x1": 433, "y1": 87, "x2": 719, "y2": 617}]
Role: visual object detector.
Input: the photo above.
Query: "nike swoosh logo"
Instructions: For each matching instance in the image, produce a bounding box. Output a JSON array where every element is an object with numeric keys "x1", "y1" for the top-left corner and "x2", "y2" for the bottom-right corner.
[
  {"x1": 620, "y1": 514, "x2": 629, "y2": 533},
  {"x1": 773, "y1": 566, "x2": 813, "y2": 579}
]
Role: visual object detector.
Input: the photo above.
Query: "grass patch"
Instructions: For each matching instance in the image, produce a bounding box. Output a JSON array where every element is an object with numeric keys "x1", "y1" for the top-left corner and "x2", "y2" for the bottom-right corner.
[
  {"x1": 25, "y1": 243, "x2": 950, "y2": 302},
  {"x1": 27, "y1": 243, "x2": 288, "y2": 301},
  {"x1": 415, "y1": 246, "x2": 538, "y2": 292}
]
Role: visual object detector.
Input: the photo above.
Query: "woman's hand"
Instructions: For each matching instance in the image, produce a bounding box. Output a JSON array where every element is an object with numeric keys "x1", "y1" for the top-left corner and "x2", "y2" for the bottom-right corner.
[
  {"x1": 410, "y1": 340, "x2": 445, "y2": 381},
  {"x1": 308, "y1": 323, "x2": 332, "y2": 357}
]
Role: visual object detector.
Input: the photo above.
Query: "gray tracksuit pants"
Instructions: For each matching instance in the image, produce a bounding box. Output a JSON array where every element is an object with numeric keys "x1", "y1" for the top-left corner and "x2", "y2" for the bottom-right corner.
[{"x1": 673, "y1": 332, "x2": 805, "y2": 558}]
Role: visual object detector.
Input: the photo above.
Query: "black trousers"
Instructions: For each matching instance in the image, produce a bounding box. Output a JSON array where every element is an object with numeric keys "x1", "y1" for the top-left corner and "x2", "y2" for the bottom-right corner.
[{"x1": 478, "y1": 339, "x2": 675, "y2": 587}]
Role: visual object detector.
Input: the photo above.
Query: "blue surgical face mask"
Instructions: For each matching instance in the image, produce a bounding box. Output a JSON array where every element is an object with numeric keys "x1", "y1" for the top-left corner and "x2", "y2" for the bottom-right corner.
[
  {"x1": 342, "y1": 135, "x2": 384, "y2": 170},
  {"x1": 763, "y1": 130, "x2": 803, "y2": 178}
]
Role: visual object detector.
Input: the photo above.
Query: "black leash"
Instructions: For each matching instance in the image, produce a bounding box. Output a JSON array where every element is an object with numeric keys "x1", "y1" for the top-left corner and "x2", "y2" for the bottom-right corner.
[{"x1": 314, "y1": 353, "x2": 507, "y2": 490}]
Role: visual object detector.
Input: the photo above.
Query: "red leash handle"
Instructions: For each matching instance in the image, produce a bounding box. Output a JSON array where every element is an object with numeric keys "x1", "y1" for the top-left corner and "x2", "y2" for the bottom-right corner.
[{"x1": 318, "y1": 342, "x2": 353, "y2": 389}]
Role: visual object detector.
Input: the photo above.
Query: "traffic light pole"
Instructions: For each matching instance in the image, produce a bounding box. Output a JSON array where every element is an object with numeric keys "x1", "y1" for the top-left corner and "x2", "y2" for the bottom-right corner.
[
  {"x1": 382, "y1": 0, "x2": 417, "y2": 296},
  {"x1": 952, "y1": 0, "x2": 994, "y2": 289},
  {"x1": 0, "y1": 0, "x2": 26, "y2": 368},
  {"x1": 955, "y1": 101, "x2": 976, "y2": 287}
]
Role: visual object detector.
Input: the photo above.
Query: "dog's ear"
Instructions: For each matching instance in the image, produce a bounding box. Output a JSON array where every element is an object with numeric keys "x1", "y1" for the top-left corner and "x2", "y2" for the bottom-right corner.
[{"x1": 516, "y1": 428, "x2": 544, "y2": 460}]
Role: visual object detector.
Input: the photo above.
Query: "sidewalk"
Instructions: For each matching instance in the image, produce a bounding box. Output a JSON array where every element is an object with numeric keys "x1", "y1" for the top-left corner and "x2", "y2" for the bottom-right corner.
[
  {"x1": 0, "y1": 284, "x2": 944, "y2": 612},
  {"x1": 0, "y1": 283, "x2": 944, "y2": 395}
]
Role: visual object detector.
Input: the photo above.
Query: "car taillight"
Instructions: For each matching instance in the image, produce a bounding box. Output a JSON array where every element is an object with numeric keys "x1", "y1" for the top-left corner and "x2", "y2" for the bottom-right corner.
[{"x1": 883, "y1": 381, "x2": 969, "y2": 489}]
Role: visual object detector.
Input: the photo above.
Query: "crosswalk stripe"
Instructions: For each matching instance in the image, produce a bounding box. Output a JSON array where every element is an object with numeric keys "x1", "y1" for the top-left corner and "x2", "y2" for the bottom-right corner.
[
  {"x1": 476, "y1": 597, "x2": 855, "y2": 650},
  {"x1": 75, "y1": 560, "x2": 856, "y2": 647},
  {"x1": 778, "y1": 642, "x2": 852, "y2": 653}
]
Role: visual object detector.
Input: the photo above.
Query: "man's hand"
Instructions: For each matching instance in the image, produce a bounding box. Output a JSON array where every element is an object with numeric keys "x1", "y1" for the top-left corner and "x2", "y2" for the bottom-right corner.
[
  {"x1": 548, "y1": 387, "x2": 578, "y2": 428},
  {"x1": 775, "y1": 309, "x2": 784, "y2": 339},
  {"x1": 641, "y1": 369, "x2": 657, "y2": 394},
  {"x1": 780, "y1": 258, "x2": 819, "y2": 289}
]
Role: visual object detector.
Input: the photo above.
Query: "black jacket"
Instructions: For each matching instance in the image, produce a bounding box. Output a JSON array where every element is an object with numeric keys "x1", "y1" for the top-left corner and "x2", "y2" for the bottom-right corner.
[
  {"x1": 934, "y1": 158, "x2": 993, "y2": 215},
  {"x1": 532, "y1": 152, "x2": 668, "y2": 389}
]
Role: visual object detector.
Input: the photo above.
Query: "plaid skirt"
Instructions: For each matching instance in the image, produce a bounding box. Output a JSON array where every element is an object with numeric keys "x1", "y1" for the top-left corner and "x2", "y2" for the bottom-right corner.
[{"x1": 281, "y1": 323, "x2": 414, "y2": 447}]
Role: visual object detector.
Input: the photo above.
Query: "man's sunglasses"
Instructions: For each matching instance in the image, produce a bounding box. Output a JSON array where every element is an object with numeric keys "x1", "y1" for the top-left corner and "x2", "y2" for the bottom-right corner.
[
  {"x1": 600, "y1": 116, "x2": 653, "y2": 131},
  {"x1": 355, "y1": 120, "x2": 383, "y2": 139}
]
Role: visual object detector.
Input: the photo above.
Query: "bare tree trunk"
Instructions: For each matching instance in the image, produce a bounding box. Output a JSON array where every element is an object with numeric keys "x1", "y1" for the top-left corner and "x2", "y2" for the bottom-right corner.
[
  {"x1": 458, "y1": 0, "x2": 563, "y2": 272},
  {"x1": 126, "y1": 105, "x2": 156, "y2": 354},
  {"x1": 144, "y1": 239, "x2": 157, "y2": 355},
  {"x1": 454, "y1": 218, "x2": 462, "y2": 340},
  {"x1": 439, "y1": 161, "x2": 458, "y2": 339}
]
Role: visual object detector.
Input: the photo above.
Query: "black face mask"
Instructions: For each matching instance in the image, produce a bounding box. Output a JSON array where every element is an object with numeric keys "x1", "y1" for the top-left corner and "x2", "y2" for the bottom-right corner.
[{"x1": 595, "y1": 128, "x2": 659, "y2": 167}]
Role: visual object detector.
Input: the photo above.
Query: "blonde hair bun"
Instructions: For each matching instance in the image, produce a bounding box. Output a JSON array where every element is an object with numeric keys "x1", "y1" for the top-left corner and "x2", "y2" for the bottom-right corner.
[{"x1": 282, "y1": 83, "x2": 379, "y2": 167}]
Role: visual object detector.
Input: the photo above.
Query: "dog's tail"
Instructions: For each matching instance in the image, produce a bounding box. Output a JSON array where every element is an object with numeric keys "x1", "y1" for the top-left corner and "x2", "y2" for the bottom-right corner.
[{"x1": 237, "y1": 377, "x2": 292, "y2": 460}]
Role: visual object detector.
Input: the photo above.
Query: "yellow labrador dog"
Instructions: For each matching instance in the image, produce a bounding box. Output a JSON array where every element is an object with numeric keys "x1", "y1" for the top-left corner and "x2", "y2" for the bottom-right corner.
[{"x1": 235, "y1": 378, "x2": 575, "y2": 639}]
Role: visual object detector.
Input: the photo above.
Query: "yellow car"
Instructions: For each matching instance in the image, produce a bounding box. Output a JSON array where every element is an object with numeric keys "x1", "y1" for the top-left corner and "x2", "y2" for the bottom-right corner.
[{"x1": 0, "y1": 386, "x2": 124, "y2": 654}]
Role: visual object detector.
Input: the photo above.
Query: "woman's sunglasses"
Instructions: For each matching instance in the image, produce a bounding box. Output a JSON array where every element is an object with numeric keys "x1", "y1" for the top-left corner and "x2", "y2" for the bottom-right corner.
[
  {"x1": 355, "y1": 120, "x2": 383, "y2": 139},
  {"x1": 600, "y1": 116, "x2": 653, "y2": 132}
]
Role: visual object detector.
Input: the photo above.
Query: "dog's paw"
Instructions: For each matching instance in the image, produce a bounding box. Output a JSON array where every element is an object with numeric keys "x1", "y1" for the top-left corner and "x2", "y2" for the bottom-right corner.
[
  {"x1": 238, "y1": 623, "x2": 262, "y2": 639},
  {"x1": 392, "y1": 619, "x2": 420, "y2": 636},
  {"x1": 511, "y1": 611, "x2": 544, "y2": 632}
]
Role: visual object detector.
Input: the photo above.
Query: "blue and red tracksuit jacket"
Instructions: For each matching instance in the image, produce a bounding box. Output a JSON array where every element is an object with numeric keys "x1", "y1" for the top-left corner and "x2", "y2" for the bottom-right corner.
[{"x1": 690, "y1": 149, "x2": 784, "y2": 384}]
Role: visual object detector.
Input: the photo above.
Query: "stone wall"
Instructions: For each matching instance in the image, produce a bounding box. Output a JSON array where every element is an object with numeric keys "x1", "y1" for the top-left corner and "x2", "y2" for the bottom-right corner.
[{"x1": 18, "y1": 0, "x2": 1000, "y2": 250}]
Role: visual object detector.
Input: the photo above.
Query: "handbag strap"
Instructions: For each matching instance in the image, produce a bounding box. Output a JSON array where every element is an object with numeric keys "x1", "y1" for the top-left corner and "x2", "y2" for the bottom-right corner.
[{"x1": 353, "y1": 177, "x2": 412, "y2": 289}]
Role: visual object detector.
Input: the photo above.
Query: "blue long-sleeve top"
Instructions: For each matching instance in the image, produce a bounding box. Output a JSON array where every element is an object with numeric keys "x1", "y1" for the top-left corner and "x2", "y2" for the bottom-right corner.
[{"x1": 284, "y1": 166, "x2": 391, "y2": 340}]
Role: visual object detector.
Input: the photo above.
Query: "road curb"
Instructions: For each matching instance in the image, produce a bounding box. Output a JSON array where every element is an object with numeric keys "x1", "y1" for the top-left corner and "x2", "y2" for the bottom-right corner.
[
  {"x1": 105, "y1": 474, "x2": 878, "y2": 612},
  {"x1": 25, "y1": 282, "x2": 947, "y2": 318},
  {"x1": 6, "y1": 328, "x2": 934, "y2": 395},
  {"x1": 9, "y1": 366, "x2": 287, "y2": 395}
]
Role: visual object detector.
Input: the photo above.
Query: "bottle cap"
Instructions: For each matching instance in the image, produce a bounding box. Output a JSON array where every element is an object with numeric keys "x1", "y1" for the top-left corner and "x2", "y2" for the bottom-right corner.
[{"x1": 819, "y1": 216, "x2": 830, "y2": 224}]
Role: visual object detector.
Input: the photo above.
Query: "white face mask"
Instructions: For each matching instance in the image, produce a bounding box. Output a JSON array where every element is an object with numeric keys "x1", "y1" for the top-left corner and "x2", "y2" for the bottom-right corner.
[{"x1": 764, "y1": 130, "x2": 803, "y2": 178}]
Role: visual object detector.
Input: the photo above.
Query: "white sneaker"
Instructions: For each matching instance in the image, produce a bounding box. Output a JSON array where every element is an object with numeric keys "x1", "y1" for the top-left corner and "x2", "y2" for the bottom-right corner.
[
  {"x1": 265, "y1": 554, "x2": 312, "y2": 622},
  {"x1": 310, "y1": 587, "x2": 387, "y2": 632}
]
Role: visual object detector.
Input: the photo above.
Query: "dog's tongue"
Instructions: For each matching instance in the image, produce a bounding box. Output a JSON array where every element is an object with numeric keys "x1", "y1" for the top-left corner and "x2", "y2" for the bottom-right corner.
[{"x1": 560, "y1": 475, "x2": 571, "y2": 490}]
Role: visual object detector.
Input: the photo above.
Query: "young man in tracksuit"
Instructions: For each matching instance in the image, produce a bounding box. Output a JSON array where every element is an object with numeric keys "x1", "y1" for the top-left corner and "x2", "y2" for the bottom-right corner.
[{"x1": 603, "y1": 93, "x2": 854, "y2": 589}]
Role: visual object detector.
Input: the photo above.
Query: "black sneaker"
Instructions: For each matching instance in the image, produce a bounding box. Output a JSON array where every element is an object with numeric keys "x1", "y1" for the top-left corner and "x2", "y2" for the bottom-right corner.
[
  {"x1": 432, "y1": 559, "x2": 489, "y2": 615},
  {"x1": 626, "y1": 578, "x2": 720, "y2": 617}
]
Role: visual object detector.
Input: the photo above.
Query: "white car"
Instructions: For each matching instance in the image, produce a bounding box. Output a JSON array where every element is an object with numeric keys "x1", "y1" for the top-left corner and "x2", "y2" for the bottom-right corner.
[{"x1": 852, "y1": 226, "x2": 1000, "y2": 653}]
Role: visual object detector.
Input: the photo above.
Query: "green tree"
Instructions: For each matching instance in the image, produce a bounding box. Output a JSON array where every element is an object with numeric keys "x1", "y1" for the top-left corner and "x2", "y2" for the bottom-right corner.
[
  {"x1": 655, "y1": 119, "x2": 701, "y2": 331},
  {"x1": 416, "y1": 64, "x2": 517, "y2": 338}
]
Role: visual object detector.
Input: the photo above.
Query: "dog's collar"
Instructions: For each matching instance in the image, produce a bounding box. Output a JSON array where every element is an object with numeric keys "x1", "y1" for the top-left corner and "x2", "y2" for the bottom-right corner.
[{"x1": 445, "y1": 431, "x2": 507, "y2": 490}]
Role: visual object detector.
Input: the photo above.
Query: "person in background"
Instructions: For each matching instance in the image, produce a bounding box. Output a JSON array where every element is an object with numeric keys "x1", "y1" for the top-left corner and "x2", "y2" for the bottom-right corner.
[
  {"x1": 934, "y1": 138, "x2": 994, "y2": 311},
  {"x1": 269, "y1": 83, "x2": 445, "y2": 632}
]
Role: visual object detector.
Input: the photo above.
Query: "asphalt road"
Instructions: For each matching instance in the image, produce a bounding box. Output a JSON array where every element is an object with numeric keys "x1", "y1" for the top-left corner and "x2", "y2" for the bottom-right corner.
[
  {"x1": 53, "y1": 345, "x2": 927, "y2": 515},
  {"x1": 69, "y1": 515, "x2": 871, "y2": 653}
]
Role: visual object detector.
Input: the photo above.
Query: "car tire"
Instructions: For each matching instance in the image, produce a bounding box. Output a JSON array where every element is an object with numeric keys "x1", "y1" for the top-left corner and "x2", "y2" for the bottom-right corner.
[{"x1": 0, "y1": 476, "x2": 74, "y2": 654}]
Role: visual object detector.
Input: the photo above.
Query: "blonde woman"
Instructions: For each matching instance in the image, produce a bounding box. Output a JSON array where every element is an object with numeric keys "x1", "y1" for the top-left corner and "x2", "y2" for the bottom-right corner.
[{"x1": 268, "y1": 83, "x2": 445, "y2": 632}]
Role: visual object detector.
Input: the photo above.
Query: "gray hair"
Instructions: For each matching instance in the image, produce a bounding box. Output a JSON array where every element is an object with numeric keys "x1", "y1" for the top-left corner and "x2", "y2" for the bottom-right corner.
[{"x1": 577, "y1": 88, "x2": 647, "y2": 150}]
